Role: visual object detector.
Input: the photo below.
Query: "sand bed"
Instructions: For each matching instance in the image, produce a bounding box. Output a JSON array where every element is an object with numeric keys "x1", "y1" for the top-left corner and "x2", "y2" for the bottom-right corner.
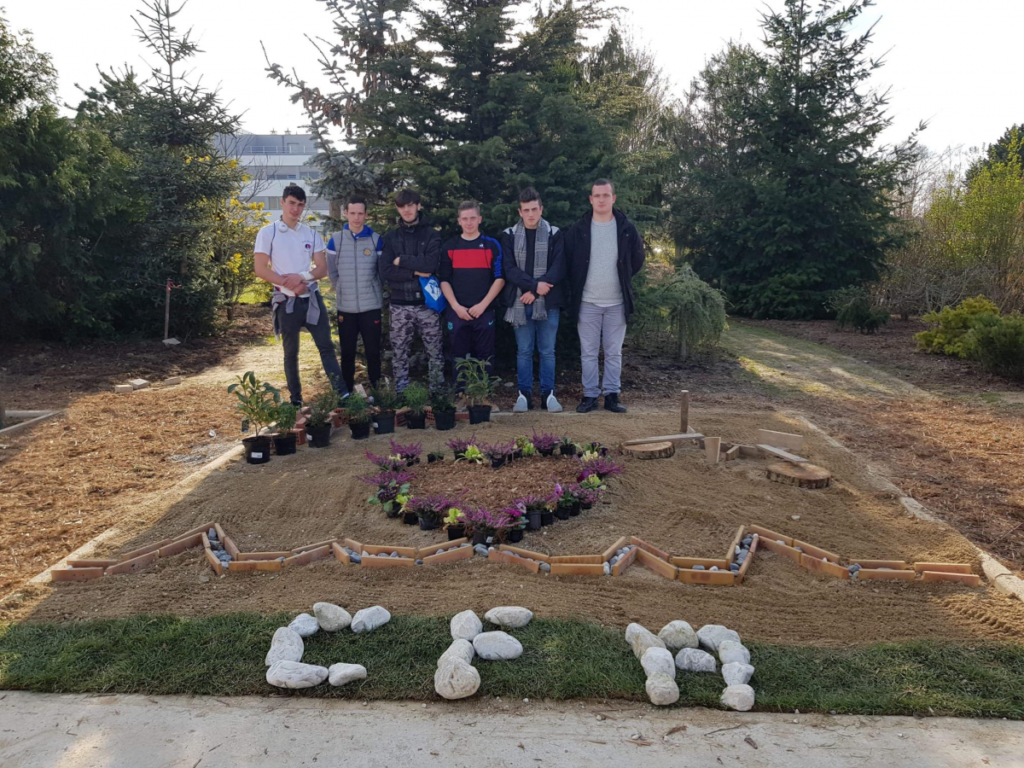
[{"x1": 15, "y1": 408, "x2": 1024, "y2": 646}]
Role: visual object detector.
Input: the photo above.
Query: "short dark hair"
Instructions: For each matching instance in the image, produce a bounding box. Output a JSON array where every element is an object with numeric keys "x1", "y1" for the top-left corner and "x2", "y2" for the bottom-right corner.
[
  {"x1": 346, "y1": 194, "x2": 367, "y2": 212},
  {"x1": 518, "y1": 187, "x2": 541, "y2": 206},
  {"x1": 282, "y1": 184, "x2": 307, "y2": 203},
  {"x1": 457, "y1": 200, "x2": 481, "y2": 215},
  {"x1": 591, "y1": 179, "x2": 615, "y2": 194},
  {"x1": 394, "y1": 188, "x2": 421, "y2": 207}
]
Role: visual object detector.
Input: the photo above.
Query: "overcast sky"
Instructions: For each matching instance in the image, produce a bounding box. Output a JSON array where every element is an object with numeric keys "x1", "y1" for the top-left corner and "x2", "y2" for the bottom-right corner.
[{"x1": 9, "y1": 0, "x2": 1022, "y2": 154}]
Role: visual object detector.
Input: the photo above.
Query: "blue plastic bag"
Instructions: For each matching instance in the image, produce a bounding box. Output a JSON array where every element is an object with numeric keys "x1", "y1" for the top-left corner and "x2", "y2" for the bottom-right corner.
[{"x1": 419, "y1": 275, "x2": 448, "y2": 313}]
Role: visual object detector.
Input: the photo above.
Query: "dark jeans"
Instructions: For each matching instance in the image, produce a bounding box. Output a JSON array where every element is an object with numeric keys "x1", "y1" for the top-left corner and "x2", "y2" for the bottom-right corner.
[
  {"x1": 276, "y1": 293, "x2": 346, "y2": 405},
  {"x1": 337, "y1": 309, "x2": 382, "y2": 393},
  {"x1": 446, "y1": 308, "x2": 496, "y2": 381}
]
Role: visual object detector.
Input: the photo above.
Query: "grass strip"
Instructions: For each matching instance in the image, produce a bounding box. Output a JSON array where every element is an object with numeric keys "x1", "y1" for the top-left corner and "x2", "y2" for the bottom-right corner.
[{"x1": 2, "y1": 614, "x2": 1023, "y2": 718}]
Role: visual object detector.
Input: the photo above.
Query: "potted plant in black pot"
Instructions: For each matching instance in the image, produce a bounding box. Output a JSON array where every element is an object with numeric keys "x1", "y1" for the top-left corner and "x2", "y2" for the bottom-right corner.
[
  {"x1": 465, "y1": 506, "x2": 499, "y2": 545},
  {"x1": 576, "y1": 473, "x2": 604, "y2": 509},
  {"x1": 447, "y1": 435, "x2": 474, "y2": 460},
  {"x1": 363, "y1": 470, "x2": 413, "y2": 519},
  {"x1": 531, "y1": 429, "x2": 558, "y2": 457},
  {"x1": 516, "y1": 495, "x2": 546, "y2": 531},
  {"x1": 272, "y1": 403, "x2": 298, "y2": 455},
  {"x1": 345, "y1": 392, "x2": 373, "y2": 439},
  {"x1": 558, "y1": 436, "x2": 576, "y2": 457},
  {"x1": 514, "y1": 435, "x2": 536, "y2": 460},
  {"x1": 549, "y1": 482, "x2": 580, "y2": 520},
  {"x1": 430, "y1": 385, "x2": 458, "y2": 431},
  {"x1": 456, "y1": 356, "x2": 499, "y2": 425},
  {"x1": 409, "y1": 494, "x2": 453, "y2": 531},
  {"x1": 427, "y1": 450, "x2": 445, "y2": 464},
  {"x1": 402, "y1": 382, "x2": 429, "y2": 429},
  {"x1": 371, "y1": 378, "x2": 401, "y2": 435},
  {"x1": 305, "y1": 387, "x2": 339, "y2": 448},
  {"x1": 389, "y1": 438, "x2": 422, "y2": 466},
  {"x1": 444, "y1": 506, "x2": 466, "y2": 540},
  {"x1": 228, "y1": 371, "x2": 281, "y2": 465},
  {"x1": 499, "y1": 504, "x2": 527, "y2": 543},
  {"x1": 484, "y1": 441, "x2": 514, "y2": 469}
]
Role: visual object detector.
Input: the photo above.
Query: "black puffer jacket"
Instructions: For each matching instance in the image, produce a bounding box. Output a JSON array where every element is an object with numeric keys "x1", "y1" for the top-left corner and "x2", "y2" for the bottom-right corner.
[
  {"x1": 564, "y1": 209, "x2": 645, "y2": 319},
  {"x1": 379, "y1": 216, "x2": 442, "y2": 306}
]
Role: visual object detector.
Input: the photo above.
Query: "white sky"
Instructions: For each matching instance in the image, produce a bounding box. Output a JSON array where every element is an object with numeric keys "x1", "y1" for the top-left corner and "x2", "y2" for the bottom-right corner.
[{"x1": 8, "y1": 0, "x2": 1023, "y2": 154}]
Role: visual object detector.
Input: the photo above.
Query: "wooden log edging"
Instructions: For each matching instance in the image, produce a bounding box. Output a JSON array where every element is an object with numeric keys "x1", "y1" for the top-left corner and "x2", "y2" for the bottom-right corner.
[{"x1": 47, "y1": 522, "x2": 981, "y2": 590}]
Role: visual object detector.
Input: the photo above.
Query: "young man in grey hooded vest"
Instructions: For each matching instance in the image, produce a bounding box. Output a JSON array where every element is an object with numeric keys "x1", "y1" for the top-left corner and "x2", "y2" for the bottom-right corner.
[{"x1": 326, "y1": 195, "x2": 384, "y2": 393}]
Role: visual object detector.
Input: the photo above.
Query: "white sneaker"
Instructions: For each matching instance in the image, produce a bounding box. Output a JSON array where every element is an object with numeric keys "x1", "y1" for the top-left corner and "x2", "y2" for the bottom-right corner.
[
  {"x1": 513, "y1": 392, "x2": 529, "y2": 413},
  {"x1": 546, "y1": 392, "x2": 563, "y2": 413}
]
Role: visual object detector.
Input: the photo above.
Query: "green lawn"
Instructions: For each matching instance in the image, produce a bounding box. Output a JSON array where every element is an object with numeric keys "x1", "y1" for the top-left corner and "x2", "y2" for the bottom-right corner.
[{"x1": 2, "y1": 614, "x2": 1023, "y2": 717}]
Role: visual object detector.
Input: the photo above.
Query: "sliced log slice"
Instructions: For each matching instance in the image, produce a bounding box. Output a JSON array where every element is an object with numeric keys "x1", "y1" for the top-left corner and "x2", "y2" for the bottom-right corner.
[
  {"x1": 622, "y1": 441, "x2": 675, "y2": 460},
  {"x1": 765, "y1": 462, "x2": 831, "y2": 489}
]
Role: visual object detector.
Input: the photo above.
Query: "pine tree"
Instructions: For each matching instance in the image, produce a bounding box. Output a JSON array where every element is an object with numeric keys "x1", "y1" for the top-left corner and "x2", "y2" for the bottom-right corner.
[{"x1": 672, "y1": 0, "x2": 918, "y2": 318}]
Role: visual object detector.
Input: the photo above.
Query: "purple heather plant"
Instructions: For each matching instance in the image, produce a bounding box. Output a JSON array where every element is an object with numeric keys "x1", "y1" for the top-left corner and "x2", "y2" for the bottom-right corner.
[
  {"x1": 361, "y1": 469, "x2": 416, "y2": 490},
  {"x1": 463, "y1": 505, "x2": 502, "y2": 535},
  {"x1": 514, "y1": 493, "x2": 548, "y2": 511},
  {"x1": 406, "y1": 493, "x2": 457, "y2": 522},
  {"x1": 446, "y1": 433, "x2": 477, "y2": 454},
  {"x1": 496, "y1": 504, "x2": 526, "y2": 531},
  {"x1": 389, "y1": 438, "x2": 423, "y2": 462},
  {"x1": 530, "y1": 429, "x2": 559, "y2": 452},
  {"x1": 483, "y1": 440, "x2": 515, "y2": 459},
  {"x1": 548, "y1": 481, "x2": 579, "y2": 509},
  {"x1": 576, "y1": 455, "x2": 623, "y2": 480},
  {"x1": 575, "y1": 485, "x2": 601, "y2": 507},
  {"x1": 364, "y1": 450, "x2": 405, "y2": 471}
]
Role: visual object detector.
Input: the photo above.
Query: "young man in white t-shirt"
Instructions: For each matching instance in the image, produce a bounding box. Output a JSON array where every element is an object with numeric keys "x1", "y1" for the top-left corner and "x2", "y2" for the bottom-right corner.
[{"x1": 253, "y1": 185, "x2": 346, "y2": 406}]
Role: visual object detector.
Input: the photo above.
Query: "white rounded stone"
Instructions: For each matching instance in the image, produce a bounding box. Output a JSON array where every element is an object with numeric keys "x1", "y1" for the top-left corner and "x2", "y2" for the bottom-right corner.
[
  {"x1": 434, "y1": 657, "x2": 481, "y2": 700},
  {"x1": 328, "y1": 663, "x2": 367, "y2": 686},
  {"x1": 718, "y1": 640, "x2": 751, "y2": 666},
  {"x1": 351, "y1": 606, "x2": 391, "y2": 633},
  {"x1": 624, "y1": 623, "x2": 648, "y2": 645},
  {"x1": 658, "y1": 620, "x2": 698, "y2": 651},
  {"x1": 697, "y1": 624, "x2": 741, "y2": 653},
  {"x1": 288, "y1": 613, "x2": 320, "y2": 638},
  {"x1": 266, "y1": 660, "x2": 328, "y2": 689},
  {"x1": 451, "y1": 610, "x2": 484, "y2": 641},
  {"x1": 473, "y1": 631, "x2": 524, "y2": 661},
  {"x1": 438, "y1": 639, "x2": 476, "y2": 667},
  {"x1": 675, "y1": 647, "x2": 718, "y2": 673},
  {"x1": 631, "y1": 630, "x2": 667, "y2": 660},
  {"x1": 265, "y1": 627, "x2": 304, "y2": 667},
  {"x1": 645, "y1": 672, "x2": 680, "y2": 706},
  {"x1": 313, "y1": 602, "x2": 352, "y2": 633},
  {"x1": 484, "y1": 606, "x2": 533, "y2": 629},
  {"x1": 721, "y1": 684, "x2": 755, "y2": 711},
  {"x1": 640, "y1": 647, "x2": 676, "y2": 679},
  {"x1": 722, "y1": 662, "x2": 755, "y2": 686}
]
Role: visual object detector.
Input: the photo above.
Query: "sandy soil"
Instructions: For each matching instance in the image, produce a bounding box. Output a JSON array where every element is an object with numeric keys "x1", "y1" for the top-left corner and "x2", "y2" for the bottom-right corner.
[{"x1": 9, "y1": 408, "x2": 1024, "y2": 647}]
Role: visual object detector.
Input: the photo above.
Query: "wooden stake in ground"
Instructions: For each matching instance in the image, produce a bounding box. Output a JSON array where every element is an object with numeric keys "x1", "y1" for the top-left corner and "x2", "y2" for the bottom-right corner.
[
  {"x1": 622, "y1": 441, "x2": 675, "y2": 460},
  {"x1": 705, "y1": 437, "x2": 721, "y2": 465},
  {"x1": 680, "y1": 390, "x2": 690, "y2": 433},
  {"x1": 766, "y1": 462, "x2": 832, "y2": 489}
]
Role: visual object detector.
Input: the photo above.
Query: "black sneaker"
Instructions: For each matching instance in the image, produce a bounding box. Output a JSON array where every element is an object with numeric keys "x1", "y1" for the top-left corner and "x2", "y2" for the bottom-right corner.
[
  {"x1": 576, "y1": 396, "x2": 599, "y2": 413},
  {"x1": 603, "y1": 393, "x2": 627, "y2": 413},
  {"x1": 540, "y1": 390, "x2": 550, "y2": 410}
]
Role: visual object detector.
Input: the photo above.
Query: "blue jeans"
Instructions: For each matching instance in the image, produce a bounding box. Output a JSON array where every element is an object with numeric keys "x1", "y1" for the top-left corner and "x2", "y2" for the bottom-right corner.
[{"x1": 513, "y1": 306, "x2": 560, "y2": 394}]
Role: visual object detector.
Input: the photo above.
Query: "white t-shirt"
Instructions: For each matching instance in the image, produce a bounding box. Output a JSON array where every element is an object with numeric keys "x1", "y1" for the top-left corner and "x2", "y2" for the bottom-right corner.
[{"x1": 254, "y1": 221, "x2": 326, "y2": 296}]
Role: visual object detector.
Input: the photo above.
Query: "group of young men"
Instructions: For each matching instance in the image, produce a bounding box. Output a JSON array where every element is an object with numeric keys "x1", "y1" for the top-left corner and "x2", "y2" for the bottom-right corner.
[{"x1": 253, "y1": 180, "x2": 645, "y2": 415}]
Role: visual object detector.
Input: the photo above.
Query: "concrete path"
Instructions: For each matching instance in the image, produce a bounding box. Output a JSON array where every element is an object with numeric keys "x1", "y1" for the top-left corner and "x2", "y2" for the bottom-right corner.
[{"x1": 1, "y1": 692, "x2": 1021, "y2": 768}]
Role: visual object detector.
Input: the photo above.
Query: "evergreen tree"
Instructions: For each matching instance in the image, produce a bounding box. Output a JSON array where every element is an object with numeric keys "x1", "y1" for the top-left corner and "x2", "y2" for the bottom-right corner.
[
  {"x1": 78, "y1": 0, "x2": 242, "y2": 336},
  {"x1": 671, "y1": 0, "x2": 918, "y2": 318},
  {"x1": 966, "y1": 124, "x2": 1024, "y2": 185}
]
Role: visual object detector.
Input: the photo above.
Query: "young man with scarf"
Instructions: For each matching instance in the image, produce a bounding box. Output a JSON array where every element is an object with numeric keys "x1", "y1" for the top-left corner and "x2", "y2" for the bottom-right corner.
[
  {"x1": 565, "y1": 179, "x2": 645, "y2": 414},
  {"x1": 253, "y1": 184, "x2": 347, "y2": 406},
  {"x1": 378, "y1": 188, "x2": 444, "y2": 393},
  {"x1": 439, "y1": 201, "x2": 505, "y2": 382},
  {"x1": 500, "y1": 187, "x2": 566, "y2": 412},
  {"x1": 326, "y1": 195, "x2": 383, "y2": 393}
]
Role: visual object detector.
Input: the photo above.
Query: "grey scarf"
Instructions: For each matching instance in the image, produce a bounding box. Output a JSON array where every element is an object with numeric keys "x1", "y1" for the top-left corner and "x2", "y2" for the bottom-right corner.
[{"x1": 504, "y1": 219, "x2": 550, "y2": 327}]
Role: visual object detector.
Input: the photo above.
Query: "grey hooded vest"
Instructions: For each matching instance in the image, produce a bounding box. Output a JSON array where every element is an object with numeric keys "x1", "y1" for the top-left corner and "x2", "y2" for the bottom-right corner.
[{"x1": 327, "y1": 227, "x2": 383, "y2": 314}]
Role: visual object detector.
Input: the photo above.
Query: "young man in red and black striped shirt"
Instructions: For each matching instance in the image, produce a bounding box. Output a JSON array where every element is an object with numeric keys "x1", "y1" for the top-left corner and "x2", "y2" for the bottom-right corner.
[{"x1": 439, "y1": 201, "x2": 505, "y2": 379}]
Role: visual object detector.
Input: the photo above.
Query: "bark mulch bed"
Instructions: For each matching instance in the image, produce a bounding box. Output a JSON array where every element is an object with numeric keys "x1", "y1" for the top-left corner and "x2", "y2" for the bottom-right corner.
[{"x1": 412, "y1": 455, "x2": 581, "y2": 509}]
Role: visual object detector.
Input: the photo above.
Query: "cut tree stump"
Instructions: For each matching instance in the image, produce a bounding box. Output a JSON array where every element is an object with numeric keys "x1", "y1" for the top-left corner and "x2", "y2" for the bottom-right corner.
[
  {"x1": 622, "y1": 441, "x2": 675, "y2": 459},
  {"x1": 765, "y1": 462, "x2": 832, "y2": 489}
]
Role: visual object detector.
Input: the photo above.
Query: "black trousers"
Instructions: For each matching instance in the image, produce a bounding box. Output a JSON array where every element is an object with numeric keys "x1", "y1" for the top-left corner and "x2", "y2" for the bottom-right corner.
[{"x1": 337, "y1": 309, "x2": 383, "y2": 392}]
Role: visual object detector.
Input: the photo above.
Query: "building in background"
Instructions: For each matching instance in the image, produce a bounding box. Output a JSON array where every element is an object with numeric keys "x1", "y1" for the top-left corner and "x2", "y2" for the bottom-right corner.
[{"x1": 216, "y1": 131, "x2": 330, "y2": 226}]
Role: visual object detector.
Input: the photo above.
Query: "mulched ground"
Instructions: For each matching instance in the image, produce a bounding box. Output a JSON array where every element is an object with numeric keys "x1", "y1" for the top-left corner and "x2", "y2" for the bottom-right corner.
[{"x1": 413, "y1": 455, "x2": 581, "y2": 509}]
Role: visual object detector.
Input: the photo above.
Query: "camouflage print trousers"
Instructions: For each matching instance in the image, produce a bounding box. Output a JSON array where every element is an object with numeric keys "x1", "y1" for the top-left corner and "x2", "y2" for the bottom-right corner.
[{"x1": 390, "y1": 303, "x2": 445, "y2": 392}]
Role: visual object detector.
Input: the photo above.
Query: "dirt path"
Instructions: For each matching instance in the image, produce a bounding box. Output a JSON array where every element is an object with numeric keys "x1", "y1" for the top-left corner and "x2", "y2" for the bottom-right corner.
[
  {"x1": 2, "y1": 692, "x2": 1020, "y2": 768},
  {"x1": 722, "y1": 322, "x2": 1024, "y2": 569}
]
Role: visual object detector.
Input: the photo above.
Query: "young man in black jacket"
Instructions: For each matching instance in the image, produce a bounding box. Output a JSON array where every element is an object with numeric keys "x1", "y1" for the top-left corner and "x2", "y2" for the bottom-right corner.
[
  {"x1": 500, "y1": 187, "x2": 566, "y2": 412},
  {"x1": 564, "y1": 179, "x2": 645, "y2": 414},
  {"x1": 378, "y1": 188, "x2": 444, "y2": 392}
]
